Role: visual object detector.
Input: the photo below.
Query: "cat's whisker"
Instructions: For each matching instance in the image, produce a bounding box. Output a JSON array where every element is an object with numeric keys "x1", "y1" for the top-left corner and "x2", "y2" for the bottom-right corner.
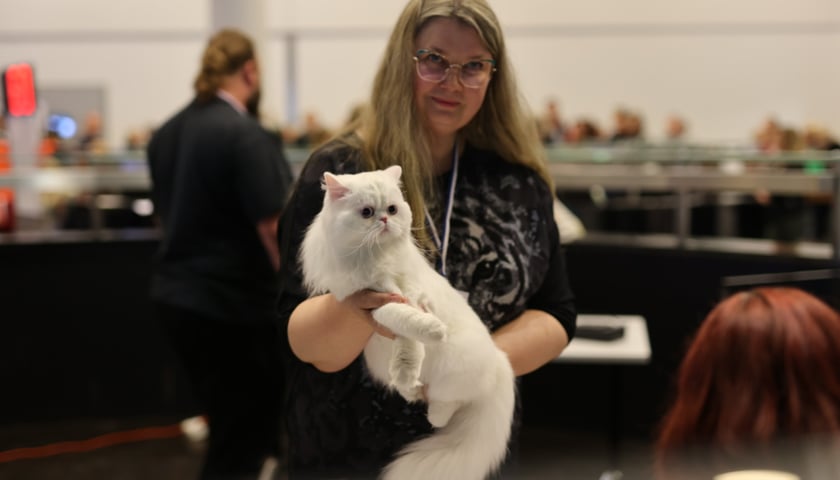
[{"x1": 343, "y1": 236, "x2": 371, "y2": 258}]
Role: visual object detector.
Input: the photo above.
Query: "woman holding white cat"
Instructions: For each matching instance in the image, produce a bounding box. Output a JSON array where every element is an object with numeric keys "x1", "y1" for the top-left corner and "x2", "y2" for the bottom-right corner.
[{"x1": 276, "y1": 0, "x2": 577, "y2": 478}]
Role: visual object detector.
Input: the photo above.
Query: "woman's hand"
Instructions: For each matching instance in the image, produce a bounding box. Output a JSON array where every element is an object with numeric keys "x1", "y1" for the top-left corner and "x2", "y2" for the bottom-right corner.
[
  {"x1": 339, "y1": 289, "x2": 408, "y2": 340},
  {"x1": 288, "y1": 289, "x2": 411, "y2": 372}
]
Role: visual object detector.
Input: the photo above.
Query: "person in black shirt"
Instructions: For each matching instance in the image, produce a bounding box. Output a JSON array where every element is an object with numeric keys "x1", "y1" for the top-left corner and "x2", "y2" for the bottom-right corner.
[
  {"x1": 147, "y1": 28, "x2": 293, "y2": 480},
  {"x1": 276, "y1": 1, "x2": 576, "y2": 477}
]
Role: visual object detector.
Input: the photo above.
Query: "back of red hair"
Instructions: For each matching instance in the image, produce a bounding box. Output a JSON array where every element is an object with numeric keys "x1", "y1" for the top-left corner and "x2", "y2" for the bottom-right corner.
[{"x1": 655, "y1": 287, "x2": 840, "y2": 476}]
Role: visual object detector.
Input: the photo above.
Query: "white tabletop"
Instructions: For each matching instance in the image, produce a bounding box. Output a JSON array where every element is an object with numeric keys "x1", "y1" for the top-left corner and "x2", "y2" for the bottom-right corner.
[{"x1": 554, "y1": 314, "x2": 651, "y2": 365}]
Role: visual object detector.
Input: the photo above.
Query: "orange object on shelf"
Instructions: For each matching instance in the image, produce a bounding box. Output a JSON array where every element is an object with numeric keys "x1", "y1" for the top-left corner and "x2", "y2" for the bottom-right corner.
[
  {"x1": 0, "y1": 139, "x2": 9, "y2": 172},
  {"x1": 0, "y1": 188, "x2": 14, "y2": 232}
]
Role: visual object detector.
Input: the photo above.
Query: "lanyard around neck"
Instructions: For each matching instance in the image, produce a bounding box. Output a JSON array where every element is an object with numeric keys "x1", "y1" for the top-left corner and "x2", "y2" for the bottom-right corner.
[{"x1": 424, "y1": 144, "x2": 459, "y2": 277}]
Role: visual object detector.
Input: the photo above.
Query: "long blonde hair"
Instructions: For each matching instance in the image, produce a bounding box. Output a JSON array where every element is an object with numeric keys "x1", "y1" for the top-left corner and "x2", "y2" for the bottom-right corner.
[{"x1": 337, "y1": 0, "x2": 549, "y2": 247}]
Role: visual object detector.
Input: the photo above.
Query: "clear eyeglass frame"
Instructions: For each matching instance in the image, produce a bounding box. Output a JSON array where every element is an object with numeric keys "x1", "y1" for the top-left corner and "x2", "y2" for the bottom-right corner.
[{"x1": 412, "y1": 49, "x2": 497, "y2": 89}]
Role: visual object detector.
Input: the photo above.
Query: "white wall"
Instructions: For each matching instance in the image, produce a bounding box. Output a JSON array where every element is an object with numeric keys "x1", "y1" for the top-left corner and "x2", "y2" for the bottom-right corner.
[{"x1": 1, "y1": 0, "x2": 839, "y2": 147}]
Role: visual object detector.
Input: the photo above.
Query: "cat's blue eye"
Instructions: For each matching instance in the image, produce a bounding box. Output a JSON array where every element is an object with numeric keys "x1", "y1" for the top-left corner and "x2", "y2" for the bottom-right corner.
[
  {"x1": 387, "y1": 205, "x2": 398, "y2": 215},
  {"x1": 360, "y1": 206, "x2": 375, "y2": 218}
]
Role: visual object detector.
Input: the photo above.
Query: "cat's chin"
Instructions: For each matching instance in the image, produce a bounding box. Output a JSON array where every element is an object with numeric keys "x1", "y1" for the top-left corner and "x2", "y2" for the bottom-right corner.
[{"x1": 376, "y1": 229, "x2": 403, "y2": 243}]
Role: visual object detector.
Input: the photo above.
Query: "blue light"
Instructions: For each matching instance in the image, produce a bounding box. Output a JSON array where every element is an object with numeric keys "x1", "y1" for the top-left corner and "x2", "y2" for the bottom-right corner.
[{"x1": 49, "y1": 114, "x2": 77, "y2": 139}]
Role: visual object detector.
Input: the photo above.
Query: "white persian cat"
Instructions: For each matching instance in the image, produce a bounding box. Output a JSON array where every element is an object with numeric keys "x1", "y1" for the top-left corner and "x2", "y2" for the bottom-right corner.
[{"x1": 300, "y1": 165, "x2": 516, "y2": 480}]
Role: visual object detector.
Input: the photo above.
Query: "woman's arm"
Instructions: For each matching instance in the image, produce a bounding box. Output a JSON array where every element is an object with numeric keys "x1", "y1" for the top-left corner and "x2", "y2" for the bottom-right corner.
[
  {"x1": 288, "y1": 291, "x2": 402, "y2": 373},
  {"x1": 492, "y1": 309, "x2": 569, "y2": 376}
]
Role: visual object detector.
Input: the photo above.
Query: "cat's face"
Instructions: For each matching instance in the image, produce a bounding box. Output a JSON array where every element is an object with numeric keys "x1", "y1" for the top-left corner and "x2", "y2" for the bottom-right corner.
[{"x1": 321, "y1": 166, "x2": 412, "y2": 250}]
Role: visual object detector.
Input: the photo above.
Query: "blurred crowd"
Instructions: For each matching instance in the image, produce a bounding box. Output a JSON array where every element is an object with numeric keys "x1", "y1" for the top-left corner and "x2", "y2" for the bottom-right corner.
[
  {"x1": 753, "y1": 116, "x2": 840, "y2": 153},
  {"x1": 2, "y1": 99, "x2": 839, "y2": 237},
  {"x1": 535, "y1": 99, "x2": 840, "y2": 153},
  {"x1": 3, "y1": 101, "x2": 837, "y2": 167}
]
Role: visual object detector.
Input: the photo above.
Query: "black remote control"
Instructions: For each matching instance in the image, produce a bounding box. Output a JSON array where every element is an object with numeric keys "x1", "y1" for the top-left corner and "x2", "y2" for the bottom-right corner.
[{"x1": 576, "y1": 325, "x2": 625, "y2": 341}]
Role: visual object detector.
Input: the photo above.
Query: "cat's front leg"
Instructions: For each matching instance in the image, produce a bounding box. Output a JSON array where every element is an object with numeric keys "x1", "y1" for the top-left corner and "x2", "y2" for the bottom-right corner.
[
  {"x1": 389, "y1": 336, "x2": 424, "y2": 402},
  {"x1": 372, "y1": 303, "x2": 447, "y2": 344}
]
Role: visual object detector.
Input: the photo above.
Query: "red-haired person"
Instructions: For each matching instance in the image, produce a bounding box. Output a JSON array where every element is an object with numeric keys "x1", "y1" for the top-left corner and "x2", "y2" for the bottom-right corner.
[{"x1": 655, "y1": 287, "x2": 840, "y2": 479}]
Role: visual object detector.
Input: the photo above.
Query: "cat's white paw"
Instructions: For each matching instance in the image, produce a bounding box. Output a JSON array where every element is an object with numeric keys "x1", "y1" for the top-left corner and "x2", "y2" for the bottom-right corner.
[
  {"x1": 372, "y1": 304, "x2": 447, "y2": 343},
  {"x1": 394, "y1": 382, "x2": 424, "y2": 403},
  {"x1": 419, "y1": 319, "x2": 447, "y2": 343},
  {"x1": 417, "y1": 313, "x2": 449, "y2": 343},
  {"x1": 390, "y1": 362, "x2": 420, "y2": 385}
]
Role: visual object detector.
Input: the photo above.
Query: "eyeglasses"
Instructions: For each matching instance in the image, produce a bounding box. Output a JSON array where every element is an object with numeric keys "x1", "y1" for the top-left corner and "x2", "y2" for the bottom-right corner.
[{"x1": 412, "y1": 49, "x2": 496, "y2": 89}]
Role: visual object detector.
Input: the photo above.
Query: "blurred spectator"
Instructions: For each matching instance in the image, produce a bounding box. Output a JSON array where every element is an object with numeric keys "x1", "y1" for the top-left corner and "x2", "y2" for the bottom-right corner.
[
  {"x1": 655, "y1": 287, "x2": 840, "y2": 479},
  {"x1": 39, "y1": 131, "x2": 63, "y2": 165},
  {"x1": 778, "y1": 127, "x2": 805, "y2": 152},
  {"x1": 754, "y1": 116, "x2": 782, "y2": 153},
  {"x1": 626, "y1": 112, "x2": 644, "y2": 140},
  {"x1": 752, "y1": 126, "x2": 808, "y2": 253},
  {"x1": 564, "y1": 118, "x2": 602, "y2": 144},
  {"x1": 803, "y1": 123, "x2": 840, "y2": 151},
  {"x1": 292, "y1": 111, "x2": 331, "y2": 148},
  {"x1": 800, "y1": 123, "x2": 838, "y2": 241},
  {"x1": 125, "y1": 127, "x2": 152, "y2": 152},
  {"x1": 610, "y1": 107, "x2": 644, "y2": 142},
  {"x1": 664, "y1": 115, "x2": 687, "y2": 142},
  {"x1": 610, "y1": 108, "x2": 630, "y2": 141},
  {"x1": 538, "y1": 99, "x2": 565, "y2": 144},
  {"x1": 77, "y1": 111, "x2": 109, "y2": 161}
]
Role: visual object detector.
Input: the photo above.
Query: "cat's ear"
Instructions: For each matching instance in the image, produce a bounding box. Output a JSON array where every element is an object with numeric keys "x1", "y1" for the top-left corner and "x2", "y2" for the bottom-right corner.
[
  {"x1": 384, "y1": 165, "x2": 402, "y2": 182},
  {"x1": 323, "y1": 173, "x2": 350, "y2": 201}
]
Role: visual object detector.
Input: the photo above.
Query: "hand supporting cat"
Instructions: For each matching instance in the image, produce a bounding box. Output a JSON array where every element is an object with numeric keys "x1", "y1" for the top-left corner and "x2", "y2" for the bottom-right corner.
[{"x1": 372, "y1": 301, "x2": 448, "y2": 345}]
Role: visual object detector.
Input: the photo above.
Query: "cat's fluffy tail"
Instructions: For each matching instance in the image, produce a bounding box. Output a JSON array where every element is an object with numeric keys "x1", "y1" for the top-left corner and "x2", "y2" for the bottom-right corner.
[{"x1": 380, "y1": 350, "x2": 516, "y2": 480}]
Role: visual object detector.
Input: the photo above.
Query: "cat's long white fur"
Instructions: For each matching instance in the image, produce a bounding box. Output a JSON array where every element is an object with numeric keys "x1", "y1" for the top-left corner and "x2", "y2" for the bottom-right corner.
[{"x1": 300, "y1": 166, "x2": 516, "y2": 480}]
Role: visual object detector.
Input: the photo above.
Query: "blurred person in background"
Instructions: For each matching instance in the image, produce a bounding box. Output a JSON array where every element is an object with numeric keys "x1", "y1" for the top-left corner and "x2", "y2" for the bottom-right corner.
[
  {"x1": 77, "y1": 111, "x2": 108, "y2": 160},
  {"x1": 754, "y1": 116, "x2": 782, "y2": 153},
  {"x1": 291, "y1": 111, "x2": 332, "y2": 149},
  {"x1": 655, "y1": 287, "x2": 840, "y2": 480},
  {"x1": 610, "y1": 107, "x2": 644, "y2": 143},
  {"x1": 753, "y1": 126, "x2": 810, "y2": 253},
  {"x1": 146, "y1": 28, "x2": 293, "y2": 480},
  {"x1": 538, "y1": 98, "x2": 565, "y2": 145},
  {"x1": 125, "y1": 126, "x2": 153, "y2": 152},
  {"x1": 803, "y1": 123, "x2": 840, "y2": 151},
  {"x1": 625, "y1": 111, "x2": 644, "y2": 141},
  {"x1": 801, "y1": 123, "x2": 839, "y2": 241},
  {"x1": 563, "y1": 118, "x2": 602, "y2": 144},
  {"x1": 664, "y1": 114, "x2": 687, "y2": 142}
]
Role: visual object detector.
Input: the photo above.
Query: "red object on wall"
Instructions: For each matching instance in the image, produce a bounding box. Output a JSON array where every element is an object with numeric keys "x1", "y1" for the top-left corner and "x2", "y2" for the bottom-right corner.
[
  {"x1": 2, "y1": 63, "x2": 37, "y2": 117},
  {"x1": 0, "y1": 188, "x2": 14, "y2": 232}
]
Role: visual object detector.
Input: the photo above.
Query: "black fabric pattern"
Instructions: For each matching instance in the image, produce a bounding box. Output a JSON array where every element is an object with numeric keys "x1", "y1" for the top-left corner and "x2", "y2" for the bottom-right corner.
[{"x1": 446, "y1": 153, "x2": 553, "y2": 329}]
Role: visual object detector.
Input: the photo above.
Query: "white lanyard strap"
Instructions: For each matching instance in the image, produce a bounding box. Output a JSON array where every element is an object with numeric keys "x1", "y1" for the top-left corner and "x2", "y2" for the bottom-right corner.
[{"x1": 424, "y1": 144, "x2": 459, "y2": 276}]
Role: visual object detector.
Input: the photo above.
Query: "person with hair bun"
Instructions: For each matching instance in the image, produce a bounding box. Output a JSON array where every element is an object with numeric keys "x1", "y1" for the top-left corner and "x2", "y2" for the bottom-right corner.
[
  {"x1": 147, "y1": 28, "x2": 293, "y2": 479},
  {"x1": 655, "y1": 287, "x2": 840, "y2": 479}
]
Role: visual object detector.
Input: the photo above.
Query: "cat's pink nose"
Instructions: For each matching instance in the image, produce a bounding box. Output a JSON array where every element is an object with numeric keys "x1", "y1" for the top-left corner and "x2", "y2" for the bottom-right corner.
[{"x1": 380, "y1": 216, "x2": 388, "y2": 224}]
